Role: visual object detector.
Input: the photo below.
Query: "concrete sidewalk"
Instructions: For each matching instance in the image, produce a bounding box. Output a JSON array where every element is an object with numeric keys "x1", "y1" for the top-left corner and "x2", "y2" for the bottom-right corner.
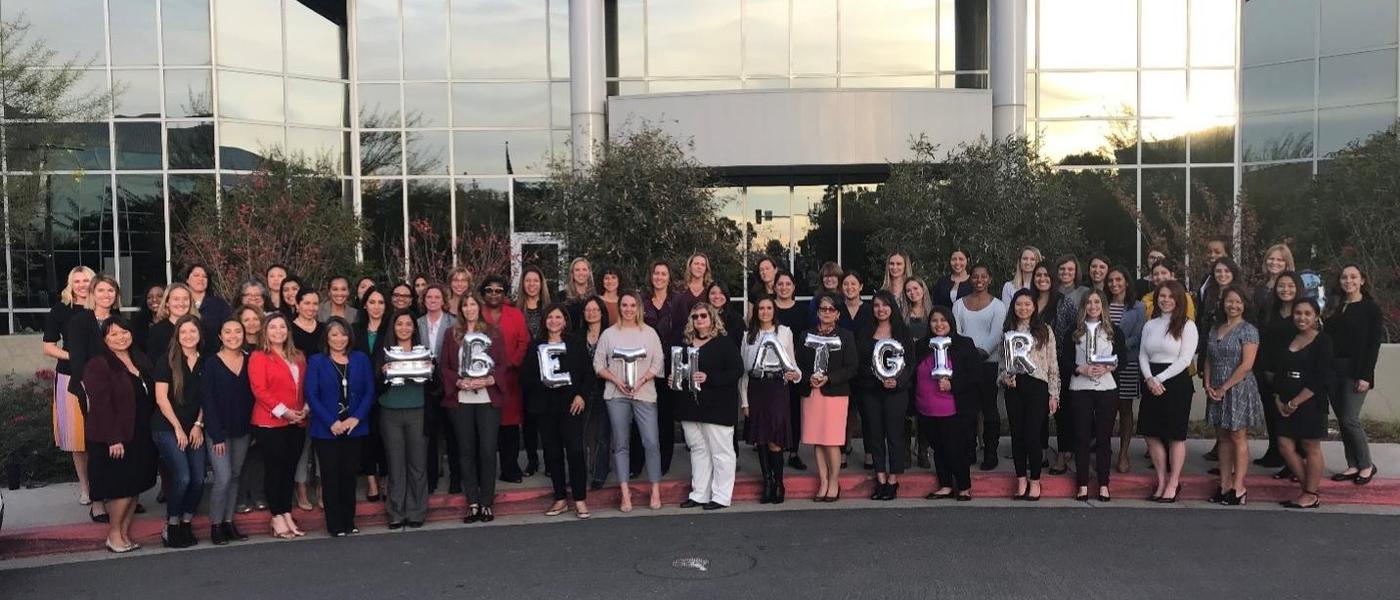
[{"x1": 3, "y1": 437, "x2": 1397, "y2": 560}]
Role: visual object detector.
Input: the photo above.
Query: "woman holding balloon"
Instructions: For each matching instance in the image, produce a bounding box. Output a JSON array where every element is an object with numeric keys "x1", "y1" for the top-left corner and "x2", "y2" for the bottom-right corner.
[
  {"x1": 740, "y1": 296, "x2": 801, "y2": 504},
  {"x1": 1069, "y1": 289, "x2": 1124, "y2": 502},
  {"x1": 914, "y1": 306, "x2": 982, "y2": 501},
  {"x1": 796, "y1": 292, "x2": 859, "y2": 502},
  {"x1": 439, "y1": 294, "x2": 508, "y2": 524},
  {"x1": 594, "y1": 291, "x2": 666, "y2": 512},
  {"x1": 1000, "y1": 289, "x2": 1061, "y2": 501},
  {"x1": 855, "y1": 290, "x2": 915, "y2": 501},
  {"x1": 521, "y1": 304, "x2": 596, "y2": 519}
]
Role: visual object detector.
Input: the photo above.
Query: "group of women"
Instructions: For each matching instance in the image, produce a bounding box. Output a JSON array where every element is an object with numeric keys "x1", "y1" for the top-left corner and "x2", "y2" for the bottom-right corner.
[{"x1": 39, "y1": 242, "x2": 1384, "y2": 552}]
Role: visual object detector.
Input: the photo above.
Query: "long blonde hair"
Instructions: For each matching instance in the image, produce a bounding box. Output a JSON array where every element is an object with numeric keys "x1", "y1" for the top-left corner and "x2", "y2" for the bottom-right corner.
[
  {"x1": 60, "y1": 266, "x2": 96, "y2": 306},
  {"x1": 881, "y1": 251, "x2": 914, "y2": 295},
  {"x1": 156, "y1": 282, "x2": 203, "y2": 322},
  {"x1": 684, "y1": 253, "x2": 713, "y2": 290},
  {"x1": 683, "y1": 301, "x2": 726, "y2": 344},
  {"x1": 1010, "y1": 246, "x2": 1043, "y2": 289},
  {"x1": 565, "y1": 257, "x2": 595, "y2": 300},
  {"x1": 1262, "y1": 244, "x2": 1296, "y2": 278},
  {"x1": 612, "y1": 290, "x2": 646, "y2": 329},
  {"x1": 85, "y1": 274, "x2": 124, "y2": 312}
]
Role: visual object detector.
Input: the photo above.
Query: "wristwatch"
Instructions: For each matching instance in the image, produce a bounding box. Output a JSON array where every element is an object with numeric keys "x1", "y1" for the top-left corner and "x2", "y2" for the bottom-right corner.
[{"x1": 193, "y1": 421, "x2": 205, "y2": 429}]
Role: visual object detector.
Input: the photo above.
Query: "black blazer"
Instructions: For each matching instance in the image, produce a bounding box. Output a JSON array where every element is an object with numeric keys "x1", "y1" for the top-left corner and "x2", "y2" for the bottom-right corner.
[
  {"x1": 520, "y1": 336, "x2": 597, "y2": 416},
  {"x1": 795, "y1": 327, "x2": 859, "y2": 398},
  {"x1": 914, "y1": 333, "x2": 982, "y2": 416},
  {"x1": 64, "y1": 309, "x2": 110, "y2": 402},
  {"x1": 854, "y1": 326, "x2": 915, "y2": 393},
  {"x1": 672, "y1": 336, "x2": 744, "y2": 427}
]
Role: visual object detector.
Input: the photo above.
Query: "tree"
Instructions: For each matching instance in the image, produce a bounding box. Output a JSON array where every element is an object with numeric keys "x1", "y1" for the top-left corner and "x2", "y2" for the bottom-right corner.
[
  {"x1": 172, "y1": 151, "x2": 365, "y2": 300},
  {"x1": 530, "y1": 125, "x2": 742, "y2": 287}
]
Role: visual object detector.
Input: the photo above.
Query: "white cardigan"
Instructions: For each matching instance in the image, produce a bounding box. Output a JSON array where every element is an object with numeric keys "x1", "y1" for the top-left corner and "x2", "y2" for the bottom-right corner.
[{"x1": 737, "y1": 325, "x2": 797, "y2": 409}]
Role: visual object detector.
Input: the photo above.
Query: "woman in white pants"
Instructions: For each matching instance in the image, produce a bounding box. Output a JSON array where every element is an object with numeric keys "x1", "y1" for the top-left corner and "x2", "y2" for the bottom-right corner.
[{"x1": 674, "y1": 302, "x2": 745, "y2": 510}]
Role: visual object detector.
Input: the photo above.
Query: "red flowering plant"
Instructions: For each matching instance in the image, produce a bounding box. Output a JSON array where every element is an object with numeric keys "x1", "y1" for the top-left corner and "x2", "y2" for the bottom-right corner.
[{"x1": 385, "y1": 219, "x2": 518, "y2": 286}]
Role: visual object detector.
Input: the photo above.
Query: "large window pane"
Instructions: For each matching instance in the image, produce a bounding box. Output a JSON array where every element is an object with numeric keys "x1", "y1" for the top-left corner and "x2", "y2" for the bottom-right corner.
[
  {"x1": 1190, "y1": 166, "x2": 1235, "y2": 224},
  {"x1": 408, "y1": 178, "x2": 453, "y2": 266},
  {"x1": 1191, "y1": 69, "x2": 1237, "y2": 117},
  {"x1": 7, "y1": 174, "x2": 111, "y2": 308},
  {"x1": 287, "y1": 127, "x2": 346, "y2": 173},
  {"x1": 162, "y1": 0, "x2": 211, "y2": 66},
  {"x1": 1038, "y1": 72, "x2": 1136, "y2": 118},
  {"x1": 451, "y1": 0, "x2": 548, "y2": 78},
  {"x1": 1242, "y1": 111, "x2": 1314, "y2": 162},
  {"x1": 1319, "y1": 102, "x2": 1397, "y2": 156},
  {"x1": 4, "y1": 123, "x2": 111, "y2": 170},
  {"x1": 1241, "y1": 61, "x2": 1315, "y2": 113},
  {"x1": 1038, "y1": 120, "x2": 1136, "y2": 165},
  {"x1": 1320, "y1": 0, "x2": 1399, "y2": 55},
  {"x1": 647, "y1": 79, "x2": 743, "y2": 93},
  {"x1": 512, "y1": 177, "x2": 552, "y2": 232},
  {"x1": 1190, "y1": 121, "x2": 1236, "y2": 164},
  {"x1": 166, "y1": 121, "x2": 215, "y2": 169},
  {"x1": 219, "y1": 122, "x2": 284, "y2": 170},
  {"x1": 1141, "y1": 71, "x2": 1187, "y2": 118},
  {"x1": 110, "y1": 0, "x2": 159, "y2": 66},
  {"x1": 218, "y1": 71, "x2": 285, "y2": 122},
  {"x1": 792, "y1": 0, "x2": 838, "y2": 74},
  {"x1": 1243, "y1": 0, "x2": 1317, "y2": 66},
  {"x1": 1038, "y1": 0, "x2": 1135, "y2": 69},
  {"x1": 451, "y1": 83, "x2": 550, "y2": 127},
  {"x1": 609, "y1": 0, "x2": 645, "y2": 78},
  {"x1": 115, "y1": 122, "x2": 162, "y2": 170},
  {"x1": 1189, "y1": 0, "x2": 1236, "y2": 67},
  {"x1": 549, "y1": 0, "x2": 570, "y2": 78},
  {"x1": 360, "y1": 131, "x2": 402, "y2": 176},
  {"x1": 285, "y1": 0, "x2": 347, "y2": 79},
  {"x1": 1141, "y1": 168, "x2": 1187, "y2": 263},
  {"x1": 1319, "y1": 50, "x2": 1399, "y2": 107},
  {"x1": 1141, "y1": 120, "x2": 1187, "y2": 164},
  {"x1": 216, "y1": 0, "x2": 282, "y2": 72},
  {"x1": 452, "y1": 130, "x2": 551, "y2": 176},
  {"x1": 362, "y1": 178, "x2": 404, "y2": 273},
  {"x1": 115, "y1": 175, "x2": 167, "y2": 303},
  {"x1": 840, "y1": 0, "x2": 937, "y2": 73},
  {"x1": 839, "y1": 75, "x2": 936, "y2": 89},
  {"x1": 404, "y1": 0, "x2": 449, "y2": 80},
  {"x1": 647, "y1": 0, "x2": 740, "y2": 77},
  {"x1": 404, "y1": 83, "x2": 449, "y2": 128},
  {"x1": 287, "y1": 79, "x2": 347, "y2": 127},
  {"x1": 1141, "y1": 0, "x2": 1187, "y2": 68},
  {"x1": 744, "y1": 0, "x2": 789, "y2": 76},
  {"x1": 405, "y1": 131, "x2": 451, "y2": 176},
  {"x1": 356, "y1": 0, "x2": 400, "y2": 80},
  {"x1": 358, "y1": 83, "x2": 402, "y2": 129},
  {"x1": 164, "y1": 69, "x2": 213, "y2": 118},
  {"x1": 793, "y1": 185, "x2": 836, "y2": 294},
  {"x1": 456, "y1": 178, "x2": 511, "y2": 240},
  {"x1": 745, "y1": 186, "x2": 791, "y2": 268},
  {"x1": 550, "y1": 82, "x2": 570, "y2": 129},
  {"x1": 2, "y1": 0, "x2": 106, "y2": 65},
  {"x1": 113, "y1": 70, "x2": 163, "y2": 118}
]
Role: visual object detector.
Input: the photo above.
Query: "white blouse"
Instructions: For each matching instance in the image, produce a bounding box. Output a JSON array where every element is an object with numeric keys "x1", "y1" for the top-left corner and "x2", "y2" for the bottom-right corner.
[
  {"x1": 1138, "y1": 315, "x2": 1199, "y2": 382},
  {"x1": 737, "y1": 325, "x2": 797, "y2": 409}
]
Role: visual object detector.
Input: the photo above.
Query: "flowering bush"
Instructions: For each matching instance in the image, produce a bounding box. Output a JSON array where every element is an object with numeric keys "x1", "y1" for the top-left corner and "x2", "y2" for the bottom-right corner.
[
  {"x1": 386, "y1": 219, "x2": 518, "y2": 284},
  {"x1": 0, "y1": 371, "x2": 72, "y2": 485}
]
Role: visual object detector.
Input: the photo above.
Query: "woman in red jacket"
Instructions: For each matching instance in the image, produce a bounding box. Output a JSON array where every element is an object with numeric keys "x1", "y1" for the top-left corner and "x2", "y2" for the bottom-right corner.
[
  {"x1": 248, "y1": 312, "x2": 310, "y2": 539},
  {"x1": 83, "y1": 317, "x2": 157, "y2": 553},
  {"x1": 479, "y1": 275, "x2": 530, "y2": 482},
  {"x1": 441, "y1": 293, "x2": 510, "y2": 523}
]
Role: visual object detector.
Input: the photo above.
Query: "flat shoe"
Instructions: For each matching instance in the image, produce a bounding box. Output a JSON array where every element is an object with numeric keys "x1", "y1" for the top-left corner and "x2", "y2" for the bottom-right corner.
[
  {"x1": 1355, "y1": 466, "x2": 1378, "y2": 485},
  {"x1": 545, "y1": 503, "x2": 568, "y2": 516},
  {"x1": 1331, "y1": 471, "x2": 1359, "y2": 482},
  {"x1": 105, "y1": 541, "x2": 134, "y2": 554}
]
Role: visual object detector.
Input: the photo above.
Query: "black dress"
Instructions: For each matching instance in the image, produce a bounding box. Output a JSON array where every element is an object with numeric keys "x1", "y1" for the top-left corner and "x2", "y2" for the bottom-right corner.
[
  {"x1": 291, "y1": 320, "x2": 326, "y2": 357},
  {"x1": 89, "y1": 372, "x2": 158, "y2": 502},
  {"x1": 1275, "y1": 333, "x2": 1333, "y2": 441}
]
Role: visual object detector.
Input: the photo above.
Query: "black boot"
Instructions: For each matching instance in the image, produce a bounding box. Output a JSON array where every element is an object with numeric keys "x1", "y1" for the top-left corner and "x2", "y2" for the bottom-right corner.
[
  {"x1": 180, "y1": 522, "x2": 198, "y2": 547},
  {"x1": 769, "y1": 449, "x2": 787, "y2": 504},
  {"x1": 223, "y1": 520, "x2": 249, "y2": 541},
  {"x1": 211, "y1": 523, "x2": 229, "y2": 546},
  {"x1": 161, "y1": 523, "x2": 179, "y2": 548},
  {"x1": 756, "y1": 449, "x2": 773, "y2": 504}
]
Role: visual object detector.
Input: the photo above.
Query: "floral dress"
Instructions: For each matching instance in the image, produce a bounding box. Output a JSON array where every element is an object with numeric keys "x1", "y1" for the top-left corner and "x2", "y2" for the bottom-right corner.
[{"x1": 1205, "y1": 321, "x2": 1263, "y2": 431}]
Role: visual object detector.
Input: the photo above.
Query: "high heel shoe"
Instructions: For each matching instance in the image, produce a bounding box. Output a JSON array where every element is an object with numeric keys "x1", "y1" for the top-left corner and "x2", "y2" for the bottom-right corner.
[
  {"x1": 89, "y1": 507, "x2": 110, "y2": 523},
  {"x1": 1155, "y1": 484, "x2": 1179, "y2": 504},
  {"x1": 1026, "y1": 482, "x2": 1042, "y2": 502},
  {"x1": 480, "y1": 506, "x2": 495, "y2": 522},
  {"x1": 464, "y1": 504, "x2": 481, "y2": 523},
  {"x1": 1283, "y1": 491, "x2": 1320, "y2": 509},
  {"x1": 884, "y1": 483, "x2": 899, "y2": 500},
  {"x1": 1096, "y1": 487, "x2": 1111, "y2": 502},
  {"x1": 1208, "y1": 488, "x2": 1230, "y2": 504},
  {"x1": 1223, "y1": 490, "x2": 1247, "y2": 506},
  {"x1": 1074, "y1": 488, "x2": 1089, "y2": 502}
]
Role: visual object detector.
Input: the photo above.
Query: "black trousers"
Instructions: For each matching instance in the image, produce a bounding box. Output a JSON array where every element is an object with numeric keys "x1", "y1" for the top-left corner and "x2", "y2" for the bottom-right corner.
[
  {"x1": 539, "y1": 409, "x2": 588, "y2": 501},
  {"x1": 920, "y1": 414, "x2": 972, "y2": 491},
  {"x1": 1051, "y1": 377, "x2": 1075, "y2": 454},
  {"x1": 1071, "y1": 389, "x2": 1116, "y2": 487},
  {"x1": 499, "y1": 425, "x2": 522, "y2": 480},
  {"x1": 861, "y1": 389, "x2": 910, "y2": 475},
  {"x1": 974, "y1": 362, "x2": 1001, "y2": 453},
  {"x1": 632, "y1": 389, "x2": 675, "y2": 475},
  {"x1": 786, "y1": 384, "x2": 803, "y2": 453},
  {"x1": 424, "y1": 400, "x2": 461, "y2": 491},
  {"x1": 522, "y1": 411, "x2": 542, "y2": 467},
  {"x1": 359, "y1": 404, "x2": 385, "y2": 477},
  {"x1": 1005, "y1": 375, "x2": 1049, "y2": 479},
  {"x1": 1258, "y1": 377, "x2": 1281, "y2": 454},
  {"x1": 254, "y1": 425, "x2": 306, "y2": 515},
  {"x1": 450, "y1": 403, "x2": 500, "y2": 507},
  {"x1": 314, "y1": 436, "x2": 364, "y2": 535}
]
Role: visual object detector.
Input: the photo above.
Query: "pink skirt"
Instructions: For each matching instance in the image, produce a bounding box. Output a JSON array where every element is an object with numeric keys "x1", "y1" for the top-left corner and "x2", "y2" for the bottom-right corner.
[
  {"x1": 53, "y1": 373, "x2": 85, "y2": 452},
  {"x1": 801, "y1": 387, "x2": 848, "y2": 447}
]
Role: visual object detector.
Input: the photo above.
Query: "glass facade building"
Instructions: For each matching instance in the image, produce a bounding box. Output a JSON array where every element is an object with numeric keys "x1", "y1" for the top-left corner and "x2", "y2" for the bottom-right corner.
[{"x1": 2, "y1": 0, "x2": 1397, "y2": 332}]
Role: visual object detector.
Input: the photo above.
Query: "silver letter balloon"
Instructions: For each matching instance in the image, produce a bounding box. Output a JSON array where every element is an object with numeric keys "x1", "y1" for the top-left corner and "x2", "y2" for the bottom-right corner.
[
  {"x1": 804, "y1": 334, "x2": 842, "y2": 376},
  {"x1": 668, "y1": 346, "x2": 701, "y2": 392},
  {"x1": 1002, "y1": 331, "x2": 1036, "y2": 375},
  {"x1": 610, "y1": 347, "x2": 647, "y2": 390},
  {"x1": 383, "y1": 345, "x2": 433, "y2": 386},
  {"x1": 751, "y1": 331, "x2": 799, "y2": 378},
  {"x1": 459, "y1": 332, "x2": 495, "y2": 378},
  {"x1": 537, "y1": 342, "x2": 572, "y2": 388},
  {"x1": 927, "y1": 336, "x2": 953, "y2": 378},
  {"x1": 871, "y1": 339, "x2": 906, "y2": 380},
  {"x1": 1085, "y1": 321, "x2": 1118, "y2": 367}
]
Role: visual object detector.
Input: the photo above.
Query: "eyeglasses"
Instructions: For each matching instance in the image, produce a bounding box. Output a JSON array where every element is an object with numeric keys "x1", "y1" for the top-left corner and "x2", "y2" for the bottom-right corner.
[
  {"x1": 690, "y1": 313, "x2": 708, "y2": 321},
  {"x1": 483, "y1": 287, "x2": 505, "y2": 294},
  {"x1": 817, "y1": 306, "x2": 838, "y2": 313}
]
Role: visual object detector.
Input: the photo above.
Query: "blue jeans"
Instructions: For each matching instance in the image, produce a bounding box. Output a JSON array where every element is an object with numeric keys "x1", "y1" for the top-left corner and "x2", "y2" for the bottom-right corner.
[
  {"x1": 607, "y1": 398, "x2": 661, "y2": 484},
  {"x1": 152, "y1": 429, "x2": 208, "y2": 520}
]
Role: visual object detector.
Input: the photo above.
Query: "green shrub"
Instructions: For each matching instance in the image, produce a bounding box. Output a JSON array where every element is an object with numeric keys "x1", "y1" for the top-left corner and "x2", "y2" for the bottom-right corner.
[{"x1": 1, "y1": 370, "x2": 74, "y2": 485}]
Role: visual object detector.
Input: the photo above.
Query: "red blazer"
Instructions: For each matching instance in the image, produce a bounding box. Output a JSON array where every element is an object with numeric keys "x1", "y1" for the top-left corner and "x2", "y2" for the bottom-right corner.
[
  {"x1": 484, "y1": 305, "x2": 528, "y2": 425},
  {"x1": 83, "y1": 352, "x2": 154, "y2": 445},
  {"x1": 439, "y1": 328, "x2": 512, "y2": 422},
  {"x1": 248, "y1": 350, "x2": 307, "y2": 428}
]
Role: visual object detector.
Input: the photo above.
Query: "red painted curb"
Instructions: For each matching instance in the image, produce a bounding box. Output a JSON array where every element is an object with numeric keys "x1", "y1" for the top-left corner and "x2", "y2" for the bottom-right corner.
[{"x1": 3, "y1": 472, "x2": 1397, "y2": 560}]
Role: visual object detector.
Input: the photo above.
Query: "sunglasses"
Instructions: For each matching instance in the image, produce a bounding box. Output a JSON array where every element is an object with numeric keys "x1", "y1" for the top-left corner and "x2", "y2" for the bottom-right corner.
[
  {"x1": 690, "y1": 313, "x2": 709, "y2": 321},
  {"x1": 817, "y1": 306, "x2": 838, "y2": 313},
  {"x1": 483, "y1": 287, "x2": 505, "y2": 294}
]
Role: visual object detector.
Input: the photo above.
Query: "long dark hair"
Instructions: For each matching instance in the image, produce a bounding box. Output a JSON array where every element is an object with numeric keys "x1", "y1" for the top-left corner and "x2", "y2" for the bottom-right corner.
[
  {"x1": 164, "y1": 314, "x2": 203, "y2": 404},
  {"x1": 1106, "y1": 266, "x2": 1135, "y2": 305},
  {"x1": 865, "y1": 289, "x2": 910, "y2": 342},
  {"x1": 386, "y1": 308, "x2": 419, "y2": 350},
  {"x1": 1152, "y1": 280, "x2": 1191, "y2": 340},
  {"x1": 1270, "y1": 271, "x2": 1305, "y2": 325},
  {"x1": 538, "y1": 303, "x2": 570, "y2": 342},
  {"x1": 581, "y1": 296, "x2": 611, "y2": 331},
  {"x1": 747, "y1": 295, "x2": 777, "y2": 344},
  {"x1": 1003, "y1": 288, "x2": 1051, "y2": 347},
  {"x1": 1328, "y1": 263, "x2": 1373, "y2": 319},
  {"x1": 1031, "y1": 262, "x2": 1066, "y2": 323}
]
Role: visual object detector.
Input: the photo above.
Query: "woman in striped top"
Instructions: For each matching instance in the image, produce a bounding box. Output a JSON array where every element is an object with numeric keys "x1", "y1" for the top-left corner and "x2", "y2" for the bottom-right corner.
[{"x1": 1105, "y1": 267, "x2": 1146, "y2": 473}]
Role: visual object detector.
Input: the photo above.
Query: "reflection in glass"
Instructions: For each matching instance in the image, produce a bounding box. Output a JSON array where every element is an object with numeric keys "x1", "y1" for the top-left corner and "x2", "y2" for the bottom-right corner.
[
  {"x1": 109, "y1": 0, "x2": 159, "y2": 66},
  {"x1": 1320, "y1": 0, "x2": 1399, "y2": 55},
  {"x1": 745, "y1": 187, "x2": 790, "y2": 265},
  {"x1": 1188, "y1": 0, "x2": 1236, "y2": 67},
  {"x1": 1241, "y1": 61, "x2": 1314, "y2": 113},
  {"x1": 1141, "y1": 120, "x2": 1187, "y2": 165},
  {"x1": 166, "y1": 173, "x2": 213, "y2": 268},
  {"x1": 792, "y1": 185, "x2": 836, "y2": 294},
  {"x1": 219, "y1": 122, "x2": 284, "y2": 170},
  {"x1": 1190, "y1": 69, "x2": 1236, "y2": 117},
  {"x1": 1038, "y1": 0, "x2": 1135, "y2": 69},
  {"x1": 285, "y1": 0, "x2": 347, "y2": 79},
  {"x1": 1141, "y1": 71, "x2": 1187, "y2": 118},
  {"x1": 7, "y1": 174, "x2": 110, "y2": 308},
  {"x1": 1189, "y1": 167, "x2": 1235, "y2": 222},
  {"x1": 840, "y1": 0, "x2": 936, "y2": 73},
  {"x1": 646, "y1": 80, "x2": 743, "y2": 93},
  {"x1": 456, "y1": 178, "x2": 511, "y2": 239},
  {"x1": 608, "y1": 0, "x2": 645, "y2": 78},
  {"x1": 164, "y1": 69, "x2": 213, "y2": 118},
  {"x1": 162, "y1": 0, "x2": 211, "y2": 65},
  {"x1": 550, "y1": 82, "x2": 570, "y2": 128},
  {"x1": 404, "y1": 83, "x2": 449, "y2": 128},
  {"x1": 219, "y1": 71, "x2": 285, "y2": 123},
  {"x1": 113, "y1": 70, "x2": 163, "y2": 118},
  {"x1": 513, "y1": 177, "x2": 552, "y2": 233},
  {"x1": 287, "y1": 127, "x2": 346, "y2": 173},
  {"x1": 1318, "y1": 102, "x2": 1397, "y2": 156},
  {"x1": 408, "y1": 179, "x2": 453, "y2": 268},
  {"x1": 4, "y1": 123, "x2": 111, "y2": 170},
  {"x1": 1190, "y1": 122, "x2": 1236, "y2": 164},
  {"x1": 1141, "y1": 0, "x2": 1186, "y2": 67},
  {"x1": 453, "y1": 130, "x2": 551, "y2": 176},
  {"x1": 358, "y1": 83, "x2": 402, "y2": 129},
  {"x1": 357, "y1": 0, "x2": 400, "y2": 80},
  {"x1": 1241, "y1": 111, "x2": 1313, "y2": 162},
  {"x1": 1320, "y1": 50, "x2": 1398, "y2": 107},
  {"x1": 287, "y1": 78, "x2": 347, "y2": 128},
  {"x1": 166, "y1": 121, "x2": 215, "y2": 169},
  {"x1": 1140, "y1": 168, "x2": 1187, "y2": 261},
  {"x1": 1, "y1": 0, "x2": 106, "y2": 65},
  {"x1": 1039, "y1": 120, "x2": 1136, "y2": 165},
  {"x1": 1038, "y1": 72, "x2": 1136, "y2": 118},
  {"x1": 1242, "y1": 162, "x2": 1311, "y2": 229},
  {"x1": 451, "y1": 0, "x2": 548, "y2": 78},
  {"x1": 216, "y1": 0, "x2": 282, "y2": 72},
  {"x1": 549, "y1": 0, "x2": 570, "y2": 78},
  {"x1": 1242, "y1": 0, "x2": 1316, "y2": 66},
  {"x1": 406, "y1": 131, "x2": 451, "y2": 176},
  {"x1": 792, "y1": 0, "x2": 838, "y2": 74},
  {"x1": 115, "y1": 175, "x2": 168, "y2": 302},
  {"x1": 451, "y1": 82, "x2": 550, "y2": 127},
  {"x1": 362, "y1": 178, "x2": 405, "y2": 274},
  {"x1": 361, "y1": 131, "x2": 403, "y2": 176},
  {"x1": 647, "y1": 0, "x2": 740, "y2": 77},
  {"x1": 840, "y1": 75, "x2": 937, "y2": 89},
  {"x1": 744, "y1": 0, "x2": 789, "y2": 76},
  {"x1": 404, "y1": 0, "x2": 450, "y2": 79}
]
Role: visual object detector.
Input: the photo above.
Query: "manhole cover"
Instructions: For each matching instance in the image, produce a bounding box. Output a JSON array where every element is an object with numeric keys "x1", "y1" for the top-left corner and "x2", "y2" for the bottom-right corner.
[{"x1": 635, "y1": 551, "x2": 756, "y2": 579}]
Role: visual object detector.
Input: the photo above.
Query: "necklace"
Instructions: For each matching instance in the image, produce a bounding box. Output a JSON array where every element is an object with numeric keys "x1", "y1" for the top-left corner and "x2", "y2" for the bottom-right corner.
[{"x1": 332, "y1": 359, "x2": 349, "y2": 416}]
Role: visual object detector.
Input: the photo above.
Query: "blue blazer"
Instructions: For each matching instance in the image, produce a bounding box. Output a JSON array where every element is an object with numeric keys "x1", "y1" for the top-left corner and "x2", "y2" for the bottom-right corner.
[{"x1": 305, "y1": 351, "x2": 375, "y2": 439}]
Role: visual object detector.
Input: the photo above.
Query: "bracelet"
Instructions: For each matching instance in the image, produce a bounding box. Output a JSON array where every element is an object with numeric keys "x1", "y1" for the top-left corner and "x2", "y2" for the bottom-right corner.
[
  {"x1": 1286, "y1": 401, "x2": 1298, "y2": 410},
  {"x1": 192, "y1": 422, "x2": 204, "y2": 429}
]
